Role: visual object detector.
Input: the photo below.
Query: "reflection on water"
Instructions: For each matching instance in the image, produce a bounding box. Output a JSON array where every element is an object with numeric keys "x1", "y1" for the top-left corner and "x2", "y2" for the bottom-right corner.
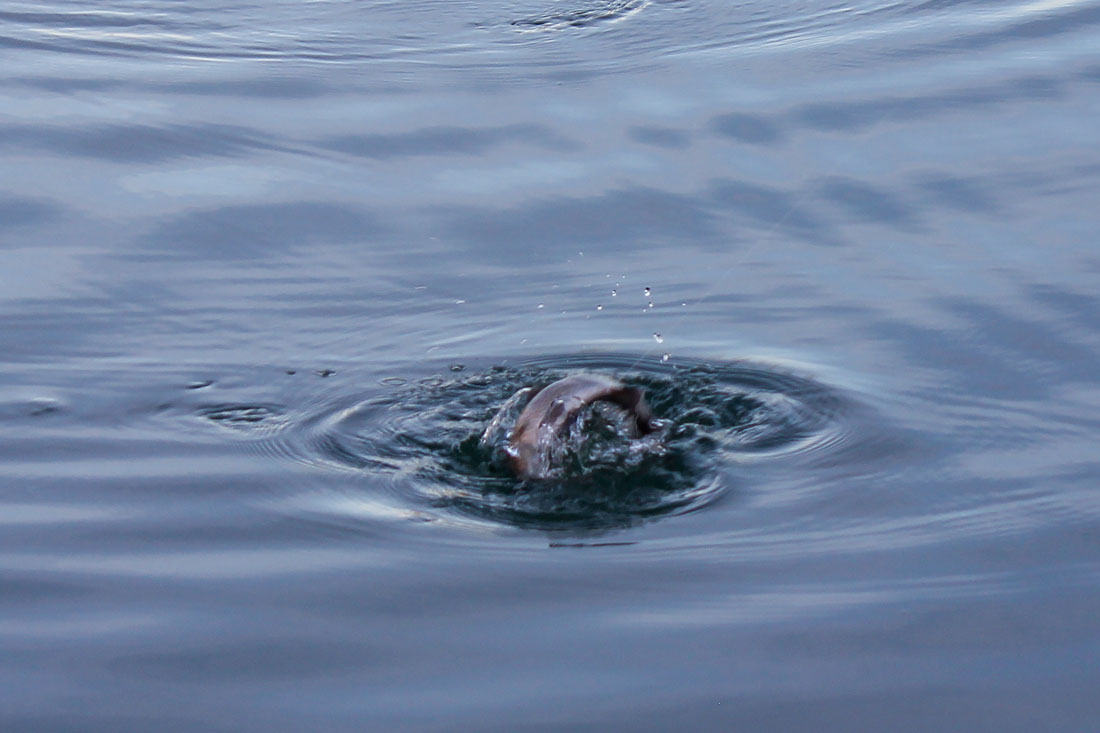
[{"x1": 3, "y1": 0, "x2": 1100, "y2": 729}]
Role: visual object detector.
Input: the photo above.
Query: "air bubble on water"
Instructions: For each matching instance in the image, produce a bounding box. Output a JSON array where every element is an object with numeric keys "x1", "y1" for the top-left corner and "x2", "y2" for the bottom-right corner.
[
  {"x1": 644, "y1": 287, "x2": 651, "y2": 297},
  {"x1": 653, "y1": 333, "x2": 663, "y2": 343},
  {"x1": 596, "y1": 304, "x2": 603, "y2": 311},
  {"x1": 611, "y1": 289, "x2": 617, "y2": 297},
  {"x1": 648, "y1": 301, "x2": 654, "y2": 308}
]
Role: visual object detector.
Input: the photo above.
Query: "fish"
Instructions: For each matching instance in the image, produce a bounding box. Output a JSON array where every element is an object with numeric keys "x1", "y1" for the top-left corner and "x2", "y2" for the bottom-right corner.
[{"x1": 505, "y1": 373, "x2": 655, "y2": 478}]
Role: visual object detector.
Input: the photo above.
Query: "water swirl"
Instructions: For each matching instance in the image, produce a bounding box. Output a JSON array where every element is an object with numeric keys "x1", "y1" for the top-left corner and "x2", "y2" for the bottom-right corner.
[{"x1": 251, "y1": 354, "x2": 861, "y2": 532}]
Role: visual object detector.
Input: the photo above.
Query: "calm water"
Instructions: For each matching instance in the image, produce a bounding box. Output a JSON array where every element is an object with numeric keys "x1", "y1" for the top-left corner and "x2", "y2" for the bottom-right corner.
[{"x1": 3, "y1": 0, "x2": 1100, "y2": 729}]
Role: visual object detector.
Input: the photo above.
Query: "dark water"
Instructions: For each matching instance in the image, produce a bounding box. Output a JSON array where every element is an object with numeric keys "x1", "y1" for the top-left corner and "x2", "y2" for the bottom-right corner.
[{"x1": 3, "y1": 0, "x2": 1100, "y2": 729}]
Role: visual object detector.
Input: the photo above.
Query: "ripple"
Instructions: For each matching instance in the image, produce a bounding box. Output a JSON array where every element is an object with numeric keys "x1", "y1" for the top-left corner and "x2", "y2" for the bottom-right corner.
[
  {"x1": 262, "y1": 354, "x2": 858, "y2": 532},
  {"x1": 0, "y1": 0, "x2": 1016, "y2": 79},
  {"x1": 2, "y1": 0, "x2": 1077, "y2": 108},
  {"x1": 197, "y1": 403, "x2": 288, "y2": 433},
  {"x1": 509, "y1": 0, "x2": 651, "y2": 31}
]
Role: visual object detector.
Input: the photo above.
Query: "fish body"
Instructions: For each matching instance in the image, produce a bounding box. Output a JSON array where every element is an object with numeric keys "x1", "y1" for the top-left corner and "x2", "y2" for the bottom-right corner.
[{"x1": 506, "y1": 373, "x2": 655, "y2": 478}]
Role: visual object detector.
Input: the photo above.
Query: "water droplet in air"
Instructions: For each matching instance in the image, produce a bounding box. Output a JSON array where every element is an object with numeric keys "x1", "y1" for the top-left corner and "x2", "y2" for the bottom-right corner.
[
  {"x1": 611, "y1": 289, "x2": 617, "y2": 297},
  {"x1": 648, "y1": 301, "x2": 654, "y2": 308},
  {"x1": 455, "y1": 299, "x2": 466, "y2": 304},
  {"x1": 653, "y1": 333, "x2": 663, "y2": 343},
  {"x1": 644, "y1": 287, "x2": 651, "y2": 297},
  {"x1": 662, "y1": 353, "x2": 671, "y2": 362},
  {"x1": 537, "y1": 303, "x2": 544, "y2": 309},
  {"x1": 596, "y1": 304, "x2": 603, "y2": 311}
]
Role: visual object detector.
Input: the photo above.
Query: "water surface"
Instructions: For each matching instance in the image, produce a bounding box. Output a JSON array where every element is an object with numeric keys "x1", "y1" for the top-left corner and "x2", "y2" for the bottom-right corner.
[{"x1": 3, "y1": 0, "x2": 1100, "y2": 729}]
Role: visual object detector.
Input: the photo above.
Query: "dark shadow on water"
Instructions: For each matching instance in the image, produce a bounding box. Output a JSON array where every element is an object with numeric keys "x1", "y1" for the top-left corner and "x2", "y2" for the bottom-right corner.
[
  {"x1": 0, "y1": 122, "x2": 281, "y2": 163},
  {"x1": 936, "y1": 297, "x2": 1100, "y2": 386},
  {"x1": 710, "y1": 112, "x2": 786, "y2": 146},
  {"x1": 707, "y1": 178, "x2": 838, "y2": 246},
  {"x1": 1081, "y1": 64, "x2": 1100, "y2": 84},
  {"x1": 4, "y1": 76, "x2": 125, "y2": 92},
  {"x1": 142, "y1": 202, "x2": 386, "y2": 259},
  {"x1": 320, "y1": 124, "x2": 575, "y2": 160},
  {"x1": 816, "y1": 176, "x2": 921, "y2": 231},
  {"x1": 110, "y1": 639, "x2": 376, "y2": 682},
  {"x1": 903, "y1": 0, "x2": 1002, "y2": 13},
  {"x1": 628, "y1": 125, "x2": 691, "y2": 149},
  {"x1": 0, "y1": 194, "x2": 63, "y2": 232},
  {"x1": 792, "y1": 75, "x2": 1063, "y2": 132},
  {"x1": 896, "y1": 3, "x2": 1100, "y2": 57},
  {"x1": 0, "y1": 8, "x2": 184, "y2": 29},
  {"x1": 1030, "y1": 285, "x2": 1100, "y2": 337},
  {"x1": 559, "y1": 72, "x2": 1094, "y2": 153},
  {"x1": 866, "y1": 318, "x2": 1046, "y2": 400},
  {"x1": 911, "y1": 172, "x2": 1002, "y2": 214},
  {"x1": 436, "y1": 186, "x2": 717, "y2": 263},
  {"x1": 146, "y1": 77, "x2": 332, "y2": 99}
]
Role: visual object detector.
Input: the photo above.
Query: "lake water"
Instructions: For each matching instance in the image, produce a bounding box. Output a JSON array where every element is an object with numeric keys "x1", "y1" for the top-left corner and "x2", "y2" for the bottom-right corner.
[{"x1": 3, "y1": 0, "x2": 1100, "y2": 729}]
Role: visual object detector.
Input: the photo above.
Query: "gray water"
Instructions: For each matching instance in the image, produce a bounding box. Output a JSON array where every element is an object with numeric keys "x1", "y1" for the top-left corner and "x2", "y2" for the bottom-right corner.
[{"x1": 3, "y1": 0, "x2": 1100, "y2": 729}]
